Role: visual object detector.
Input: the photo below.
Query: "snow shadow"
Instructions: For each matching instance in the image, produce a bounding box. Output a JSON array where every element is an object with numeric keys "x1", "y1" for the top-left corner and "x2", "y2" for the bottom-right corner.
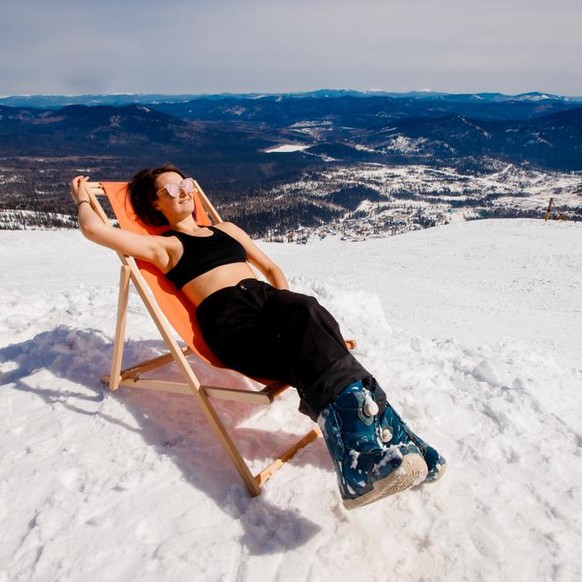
[{"x1": 0, "y1": 325, "x2": 323, "y2": 554}]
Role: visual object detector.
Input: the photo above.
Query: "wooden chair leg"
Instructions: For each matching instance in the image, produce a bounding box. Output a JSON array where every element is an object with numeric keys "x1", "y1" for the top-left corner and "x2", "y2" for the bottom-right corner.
[{"x1": 108, "y1": 265, "x2": 130, "y2": 390}]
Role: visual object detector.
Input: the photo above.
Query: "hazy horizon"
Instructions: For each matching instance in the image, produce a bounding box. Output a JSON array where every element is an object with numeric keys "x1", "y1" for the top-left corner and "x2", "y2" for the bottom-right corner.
[{"x1": 2, "y1": 88, "x2": 582, "y2": 100}]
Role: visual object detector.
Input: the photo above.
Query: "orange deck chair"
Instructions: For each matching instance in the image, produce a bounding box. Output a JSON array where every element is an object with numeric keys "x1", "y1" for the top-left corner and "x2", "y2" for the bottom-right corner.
[{"x1": 85, "y1": 180, "x2": 351, "y2": 496}]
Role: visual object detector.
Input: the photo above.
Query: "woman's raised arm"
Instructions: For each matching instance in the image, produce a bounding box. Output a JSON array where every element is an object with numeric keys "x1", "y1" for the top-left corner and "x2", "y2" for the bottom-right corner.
[{"x1": 70, "y1": 175, "x2": 170, "y2": 269}]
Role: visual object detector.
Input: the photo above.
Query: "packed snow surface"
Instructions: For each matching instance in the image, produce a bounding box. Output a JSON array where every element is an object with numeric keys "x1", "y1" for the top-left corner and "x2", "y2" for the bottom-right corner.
[{"x1": 1, "y1": 219, "x2": 581, "y2": 581}]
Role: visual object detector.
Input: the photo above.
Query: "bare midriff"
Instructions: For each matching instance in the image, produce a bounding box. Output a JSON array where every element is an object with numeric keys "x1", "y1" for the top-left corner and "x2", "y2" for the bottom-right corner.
[{"x1": 180, "y1": 262, "x2": 259, "y2": 307}]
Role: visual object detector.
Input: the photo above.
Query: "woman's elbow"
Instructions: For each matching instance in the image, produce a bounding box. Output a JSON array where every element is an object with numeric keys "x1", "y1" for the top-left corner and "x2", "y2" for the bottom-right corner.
[
  {"x1": 79, "y1": 221, "x2": 96, "y2": 240},
  {"x1": 80, "y1": 221, "x2": 107, "y2": 244}
]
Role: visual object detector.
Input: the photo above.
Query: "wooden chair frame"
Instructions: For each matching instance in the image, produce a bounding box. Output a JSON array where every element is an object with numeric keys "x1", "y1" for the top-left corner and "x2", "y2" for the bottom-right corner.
[{"x1": 84, "y1": 180, "x2": 324, "y2": 496}]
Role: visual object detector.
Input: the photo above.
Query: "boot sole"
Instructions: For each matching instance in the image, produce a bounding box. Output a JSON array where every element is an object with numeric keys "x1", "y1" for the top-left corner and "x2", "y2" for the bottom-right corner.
[{"x1": 343, "y1": 453, "x2": 428, "y2": 510}]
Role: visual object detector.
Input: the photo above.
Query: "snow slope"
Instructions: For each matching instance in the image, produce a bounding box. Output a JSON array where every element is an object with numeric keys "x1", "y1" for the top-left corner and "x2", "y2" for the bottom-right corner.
[{"x1": 1, "y1": 219, "x2": 581, "y2": 582}]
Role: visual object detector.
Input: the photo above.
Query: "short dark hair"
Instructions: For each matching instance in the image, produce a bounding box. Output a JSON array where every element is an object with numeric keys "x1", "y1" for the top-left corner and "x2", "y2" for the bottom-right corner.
[{"x1": 127, "y1": 165, "x2": 186, "y2": 226}]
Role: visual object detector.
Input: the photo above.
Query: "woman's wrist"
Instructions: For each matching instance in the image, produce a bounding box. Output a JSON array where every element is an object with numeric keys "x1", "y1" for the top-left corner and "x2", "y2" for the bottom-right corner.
[{"x1": 76, "y1": 199, "x2": 91, "y2": 209}]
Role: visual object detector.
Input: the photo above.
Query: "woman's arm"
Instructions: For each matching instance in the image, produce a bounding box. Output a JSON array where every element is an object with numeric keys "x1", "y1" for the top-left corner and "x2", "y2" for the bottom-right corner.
[
  {"x1": 71, "y1": 175, "x2": 170, "y2": 269},
  {"x1": 216, "y1": 222, "x2": 289, "y2": 290}
]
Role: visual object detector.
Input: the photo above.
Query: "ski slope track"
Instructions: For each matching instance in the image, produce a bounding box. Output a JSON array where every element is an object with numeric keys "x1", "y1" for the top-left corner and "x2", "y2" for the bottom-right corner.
[{"x1": 0, "y1": 219, "x2": 581, "y2": 581}]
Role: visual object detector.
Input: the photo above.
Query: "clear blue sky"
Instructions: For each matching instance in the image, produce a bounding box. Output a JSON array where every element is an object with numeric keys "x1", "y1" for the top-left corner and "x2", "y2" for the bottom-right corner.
[{"x1": 3, "y1": 0, "x2": 581, "y2": 97}]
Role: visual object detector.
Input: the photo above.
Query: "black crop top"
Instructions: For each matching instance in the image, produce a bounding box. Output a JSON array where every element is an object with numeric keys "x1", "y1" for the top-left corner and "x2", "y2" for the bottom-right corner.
[{"x1": 162, "y1": 227, "x2": 247, "y2": 288}]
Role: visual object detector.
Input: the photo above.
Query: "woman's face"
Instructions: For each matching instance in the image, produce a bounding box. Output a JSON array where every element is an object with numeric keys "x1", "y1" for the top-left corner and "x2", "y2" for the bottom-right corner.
[{"x1": 153, "y1": 171, "x2": 195, "y2": 218}]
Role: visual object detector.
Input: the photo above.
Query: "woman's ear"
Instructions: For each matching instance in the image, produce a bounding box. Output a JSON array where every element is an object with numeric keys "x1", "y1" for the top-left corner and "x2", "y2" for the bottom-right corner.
[{"x1": 153, "y1": 200, "x2": 160, "y2": 210}]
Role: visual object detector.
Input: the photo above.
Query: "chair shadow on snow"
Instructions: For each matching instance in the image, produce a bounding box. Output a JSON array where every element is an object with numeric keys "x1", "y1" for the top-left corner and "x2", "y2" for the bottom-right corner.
[{"x1": 0, "y1": 325, "x2": 324, "y2": 554}]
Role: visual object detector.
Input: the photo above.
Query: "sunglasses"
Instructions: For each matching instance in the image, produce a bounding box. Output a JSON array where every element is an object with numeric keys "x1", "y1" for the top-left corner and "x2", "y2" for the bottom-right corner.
[{"x1": 156, "y1": 177, "x2": 196, "y2": 198}]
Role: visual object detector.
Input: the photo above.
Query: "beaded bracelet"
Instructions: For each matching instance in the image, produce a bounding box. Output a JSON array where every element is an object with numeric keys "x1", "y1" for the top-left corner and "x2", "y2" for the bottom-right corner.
[{"x1": 77, "y1": 199, "x2": 91, "y2": 209}]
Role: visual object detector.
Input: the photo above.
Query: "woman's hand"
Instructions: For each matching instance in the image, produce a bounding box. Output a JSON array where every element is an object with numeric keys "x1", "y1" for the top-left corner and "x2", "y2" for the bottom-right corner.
[{"x1": 70, "y1": 175, "x2": 91, "y2": 206}]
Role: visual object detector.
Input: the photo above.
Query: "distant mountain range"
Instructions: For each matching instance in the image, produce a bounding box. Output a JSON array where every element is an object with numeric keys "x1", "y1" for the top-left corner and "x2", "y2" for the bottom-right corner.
[
  {"x1": 1, "y1": 92, "x2": 581, "y2": 171},
  {"x1": 0, "y1": 91, "x2": 581, "y2": 233},
  {"x1": 1, "y1": 89, "x2": 581, "y2": 109}
]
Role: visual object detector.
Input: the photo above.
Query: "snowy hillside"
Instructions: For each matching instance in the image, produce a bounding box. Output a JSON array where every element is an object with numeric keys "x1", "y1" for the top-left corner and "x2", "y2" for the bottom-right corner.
[
  {"x1": 1, "y1": 219, "x2": 581, "y2": 581},
  {"x1": 261, "y1": 163, "x2": 582, "y2": 242}
]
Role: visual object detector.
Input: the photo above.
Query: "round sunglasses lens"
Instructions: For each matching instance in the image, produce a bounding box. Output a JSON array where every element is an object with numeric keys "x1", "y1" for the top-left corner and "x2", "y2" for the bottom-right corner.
[
  {"x1": 182, "y1": 178, "x2": 195, "y2": 193},
  {"x1": 165, "y1": 184, "x2": 180, "y2": 197}
]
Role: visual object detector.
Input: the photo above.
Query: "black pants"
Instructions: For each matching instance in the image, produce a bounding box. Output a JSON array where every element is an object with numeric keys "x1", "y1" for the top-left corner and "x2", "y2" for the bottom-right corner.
[{"x1": 196, "y1": 279, "x2": 370, "y2": 420}]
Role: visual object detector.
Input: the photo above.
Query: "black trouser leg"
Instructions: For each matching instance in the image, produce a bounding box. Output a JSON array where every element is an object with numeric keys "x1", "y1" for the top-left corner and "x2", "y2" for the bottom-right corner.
[{"x1": 197, "y1": 280, "x2": 370, "y2": 420}]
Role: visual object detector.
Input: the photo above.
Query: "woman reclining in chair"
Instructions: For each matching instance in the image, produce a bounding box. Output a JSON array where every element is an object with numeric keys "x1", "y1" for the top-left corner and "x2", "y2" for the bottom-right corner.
[{"x1": 71, "y1": 166, "x2": 446, "y2": 509}]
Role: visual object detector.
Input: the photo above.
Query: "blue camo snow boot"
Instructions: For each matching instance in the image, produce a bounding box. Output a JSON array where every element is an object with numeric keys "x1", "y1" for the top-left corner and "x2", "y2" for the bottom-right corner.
[
  {"x1": 318, "y1": 380, "x2": 428, "y2": 509},
  {"x1": 363, "y1": 377, "x2": 447, "y2": 483}
]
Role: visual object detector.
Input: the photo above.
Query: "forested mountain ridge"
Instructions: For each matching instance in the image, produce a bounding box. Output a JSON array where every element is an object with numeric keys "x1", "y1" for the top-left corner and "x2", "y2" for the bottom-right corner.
[{"x1": 1, "y1": 92, "x2": 581, "y2": 236}]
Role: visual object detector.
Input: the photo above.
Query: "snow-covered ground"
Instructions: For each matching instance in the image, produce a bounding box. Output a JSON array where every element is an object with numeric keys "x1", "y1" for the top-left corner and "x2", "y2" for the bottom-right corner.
[{"x1": 1, "y1": 219, "x2": 581, "y2": 581}]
